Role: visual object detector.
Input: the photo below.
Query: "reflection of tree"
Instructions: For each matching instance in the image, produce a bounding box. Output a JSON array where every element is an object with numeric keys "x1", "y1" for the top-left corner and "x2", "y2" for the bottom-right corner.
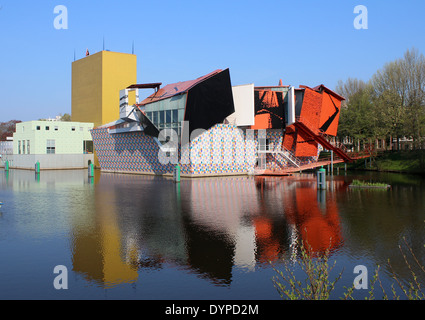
[{"x1": 341, "y1": 181, "x2": 425, "y2": 282}]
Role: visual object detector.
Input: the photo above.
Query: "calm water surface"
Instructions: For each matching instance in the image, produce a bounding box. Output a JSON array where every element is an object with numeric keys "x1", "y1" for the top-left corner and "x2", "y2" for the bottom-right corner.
[{"x1": 1, "y1": 169, "x2": 425, "y2": 300}]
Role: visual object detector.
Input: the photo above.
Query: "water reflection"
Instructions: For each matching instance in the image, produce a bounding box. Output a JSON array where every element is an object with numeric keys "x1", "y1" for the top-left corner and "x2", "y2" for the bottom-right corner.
[
  {"x1": 2, "y1": 169, "x2": 425, "y2": 296},
  {"x1": 67, "y1": 172, "x2": 346, "y2": 288}
]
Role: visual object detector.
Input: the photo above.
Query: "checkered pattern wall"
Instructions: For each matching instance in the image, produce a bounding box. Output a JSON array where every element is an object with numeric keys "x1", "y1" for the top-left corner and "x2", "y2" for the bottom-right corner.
[
  {"x1": 91, "y1": 124, "x2": 257, "y2": 176},
  {"x1": 91, "y1": 124, "x2": 320, "y2": 176}
]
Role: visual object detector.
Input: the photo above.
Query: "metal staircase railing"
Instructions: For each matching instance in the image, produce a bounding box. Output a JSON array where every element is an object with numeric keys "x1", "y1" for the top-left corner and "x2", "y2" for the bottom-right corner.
[
  {"x1": 271, "y1": 143, "x2": 301, "y2": 168},
  {"x1": 256, "y1": 139, "x2": 301, "y2": 169},
  {"x1": 295, "y1": 116, "x2": 352, "y2": 161}
]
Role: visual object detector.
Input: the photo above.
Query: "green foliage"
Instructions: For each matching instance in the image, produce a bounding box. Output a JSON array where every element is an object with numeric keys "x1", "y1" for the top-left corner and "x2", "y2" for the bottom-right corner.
[
  {"x1": 60, "y1": 113, "x2": 71, "y2": 121},
  {"x1": 347, "y1": 150, "x2": 425, "y2": 174},
  {"x1": 272, "y1": 237, "x2": 425, "y2": 300},
  {"x1": 0, "y1": 120, "x2": 21, "y2": 141},
  {"x1": 350, "y1": 180, "x2": 389, "y2": 187},
  {"x1": 336, "y1": 47, "x2": 425, "y2": 150},
  {"x1": 272, "y1": 240, "x2": 343, "y2": 300}
]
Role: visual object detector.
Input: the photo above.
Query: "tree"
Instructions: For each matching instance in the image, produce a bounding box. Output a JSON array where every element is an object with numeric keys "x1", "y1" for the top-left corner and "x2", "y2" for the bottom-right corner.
[
  {"x1": 371, "y1": 48, "x2": 425, "y2": 149},
  {"x1": 336, "y1": 79, "x2": 375, "y2": 150},
  {"x1": 0, "y1": 120, "x2": 21, "y2": 141},
  {"x1": 60, "y1": 113, "x2": 71, "y2": 121},
  {"x1": 337, "y1": 47, "x2": 425, "y2": 151}
]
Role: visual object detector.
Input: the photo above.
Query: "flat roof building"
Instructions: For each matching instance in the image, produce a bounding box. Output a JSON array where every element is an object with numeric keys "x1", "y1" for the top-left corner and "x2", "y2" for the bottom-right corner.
[
  {"x1": 7, "y1": 120, "x2": 94, "y2": 170},
  {"x1": 71, "y1": 50, "x2": 137, "y2": 167}
]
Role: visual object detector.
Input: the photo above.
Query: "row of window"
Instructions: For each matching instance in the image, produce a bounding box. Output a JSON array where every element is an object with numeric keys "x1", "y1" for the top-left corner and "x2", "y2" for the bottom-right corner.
[
  {"x1": 145, "y1": 109, "x2": 183, "y2": 127},
  {"x1": 17, "y1": 140, "x2": 94, "y2": 155},
  {"x1": 17, "y1": 140, "x2": 31, "y2": 155},
  {"x1": 17, "y1": 140, "x2": 55, "y2": 154},
  {"x1": 35, "y1": 125, "x2": 89, "y2": 132}
]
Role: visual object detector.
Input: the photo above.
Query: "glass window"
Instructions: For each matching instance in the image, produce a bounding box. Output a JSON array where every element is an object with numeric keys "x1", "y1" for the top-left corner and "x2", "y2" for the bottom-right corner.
[
  {"x1": 45, "y1": 126, "x2": 49, "y2": 131},
  {"x1": 172, "y1": 109, "x2": 178, "y2": 124},
  {"x1": 46, "y1": 139, "x2": 56, "y2": 154},
  {"x1": 152, "y1": 112, "x2": 158, "y2": 125},
  {"x1": 71, "y1": 127, "x2": 75, "y2": 131},
  {"x1": 27, "y1": 140, "x2": 30, "y2": 154},
  {"x1": 159, "y1": 110, "x2": 165, "y2": 124},
  {"x1": 22, "y1": 140, "x2": 25, "y2": 154},
  {"x1": 18, "y1": 141, "x2": 21, "y2": 154},
  {"x1": 55, "y1": 126, "x2": 58, "y2": 131},
  {"x1": 166, "y1": 110, "x2": 172, "y2": 123},
  {"x1": 83, "y1": 140, "x2": 93, "y2": 154},
  {"x1": 178, "y1": 109, "x2": 184, "y2": 122},
  {"x1": 36, "y1": 126, "x2": 41, "y2": 130}
]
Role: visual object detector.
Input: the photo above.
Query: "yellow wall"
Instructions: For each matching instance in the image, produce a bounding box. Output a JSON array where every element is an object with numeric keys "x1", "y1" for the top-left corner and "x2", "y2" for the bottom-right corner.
[
  {"x1": 71, "y1": 51, "x2": 137, "y2": 166},
  {"x1": 71, "y1": 50, "x2": 137, "y2": 127},
  {"x1": 101, "y1": 52, "x2": 137, "y2": 125},
  {"x1": 71, "y1": 52, "x2": 103, "y2": 127}
]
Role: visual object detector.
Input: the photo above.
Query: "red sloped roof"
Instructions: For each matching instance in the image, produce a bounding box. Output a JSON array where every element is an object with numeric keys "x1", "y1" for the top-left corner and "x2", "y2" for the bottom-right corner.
[
  {"x1": 299, "y1": 84, "x2": 345, "y2": 101},
  {"x1": 311, "y1": 84, "x2": 345, "y2": 101},
  {"x1": 137, "y1": 69, "x2": 223, "y2": 106}
]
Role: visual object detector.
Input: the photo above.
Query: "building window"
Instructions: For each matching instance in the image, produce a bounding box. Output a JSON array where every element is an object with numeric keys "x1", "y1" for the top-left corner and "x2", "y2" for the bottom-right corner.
[
  {"x1": 46, "y1": 126, "x2": 50, "y2": 131},
  {"x1": 152, "y1": 111, "x2": 158, "y2": 126},
  {"x1": 55, "y1": 126, "x2": 59, "y2": 131},
  {"x1": 71, "y1": 127, "x2": 75, "y2": 131},
  {"x1": 27, "y1": 140, "x2": 30, "y2": 154},
  {"x1": 172, "y1": 109, "x2": 178, "y2": 124},
  {"x1": 83, "y1": 140, "x2": 93, "y2": 154},
  {"x1": 22, "y1": 140, "x2": 25, "y2": 154},
  {"x1": 166, "y1": 110, "x2": 171, "y2": 123},
  {"x1": 46, "y1": 139, "x2": 55, "y2": 154},
  {"x1": 18, "y1": 141, "x2": 21, "y2": 154}
]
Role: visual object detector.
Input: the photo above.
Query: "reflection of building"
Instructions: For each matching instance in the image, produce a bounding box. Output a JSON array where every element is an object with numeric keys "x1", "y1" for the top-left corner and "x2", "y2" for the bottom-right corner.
[
  {"x1": 77, "y1": 173, "x2": 344, "y2": 287},
  {"x1": 91, "y1": 65, "x2": 348, "y2": 177},
  {"x1": 71, "y1": 174, "x2": 139, "y2": 287},
  {"x1": 7, "y1": 120, "x2": 93, "y2": 169}
]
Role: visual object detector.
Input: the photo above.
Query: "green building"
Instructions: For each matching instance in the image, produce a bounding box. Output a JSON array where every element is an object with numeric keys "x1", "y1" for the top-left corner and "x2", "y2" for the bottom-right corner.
[{"x1": 8, "y1": 120, "x2": 94, "y2": 170}]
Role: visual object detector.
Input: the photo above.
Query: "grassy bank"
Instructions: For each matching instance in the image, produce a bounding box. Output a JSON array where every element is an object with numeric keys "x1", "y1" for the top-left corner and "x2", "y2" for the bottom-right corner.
[{"x1": 339, "y1": 150, "x2": 425, "y2": 175}]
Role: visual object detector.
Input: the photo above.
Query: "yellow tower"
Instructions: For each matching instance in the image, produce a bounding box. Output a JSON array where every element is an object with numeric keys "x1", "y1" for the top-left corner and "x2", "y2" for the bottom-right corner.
[
  {"x1": 72, "y1": 50, "x2": 137, "y2": 127},
  {"x1": 71, "y1": 50, "x2": 137, "y2": 165}
]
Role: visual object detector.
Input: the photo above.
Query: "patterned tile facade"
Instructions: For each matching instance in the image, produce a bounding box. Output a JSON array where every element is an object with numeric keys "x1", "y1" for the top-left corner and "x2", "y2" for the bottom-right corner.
[{"x1": 91, "y1": 124, "x2": 320, "y2": 176}]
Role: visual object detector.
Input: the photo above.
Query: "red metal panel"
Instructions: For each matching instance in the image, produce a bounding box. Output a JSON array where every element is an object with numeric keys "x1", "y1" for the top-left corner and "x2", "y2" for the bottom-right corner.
[{"x1": 138, "y1": 69, "x2": 223, "y2": 106}]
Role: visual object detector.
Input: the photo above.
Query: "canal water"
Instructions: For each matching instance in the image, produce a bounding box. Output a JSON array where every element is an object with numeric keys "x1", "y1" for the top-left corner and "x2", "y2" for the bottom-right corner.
[{"x1": 0, "y1": 169, "x2": 425, "y2": 300}]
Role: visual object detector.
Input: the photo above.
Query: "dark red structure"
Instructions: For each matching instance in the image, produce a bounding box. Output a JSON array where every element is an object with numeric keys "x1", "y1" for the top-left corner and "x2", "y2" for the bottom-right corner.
[{"x1": 250, "y1": 82, "x2": 350, "y2": 161}]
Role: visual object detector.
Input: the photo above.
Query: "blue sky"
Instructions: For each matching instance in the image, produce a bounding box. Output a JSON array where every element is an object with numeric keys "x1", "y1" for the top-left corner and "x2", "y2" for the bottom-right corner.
[{"x1": 1, "y1": 0, "x2": 425, "y2": 122}]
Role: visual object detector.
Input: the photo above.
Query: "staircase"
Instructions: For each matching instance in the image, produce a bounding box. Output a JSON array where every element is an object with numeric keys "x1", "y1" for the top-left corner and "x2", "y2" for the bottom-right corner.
[
  {"x1": 257, "y1": 139, "x2": 301, "y2": 170},
  {"x1": 272, "y1": 144, "x2": 301, "y2": 168},
  {"x1": 293, "y1": 118, "x2": 353, "y2": 162}
]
